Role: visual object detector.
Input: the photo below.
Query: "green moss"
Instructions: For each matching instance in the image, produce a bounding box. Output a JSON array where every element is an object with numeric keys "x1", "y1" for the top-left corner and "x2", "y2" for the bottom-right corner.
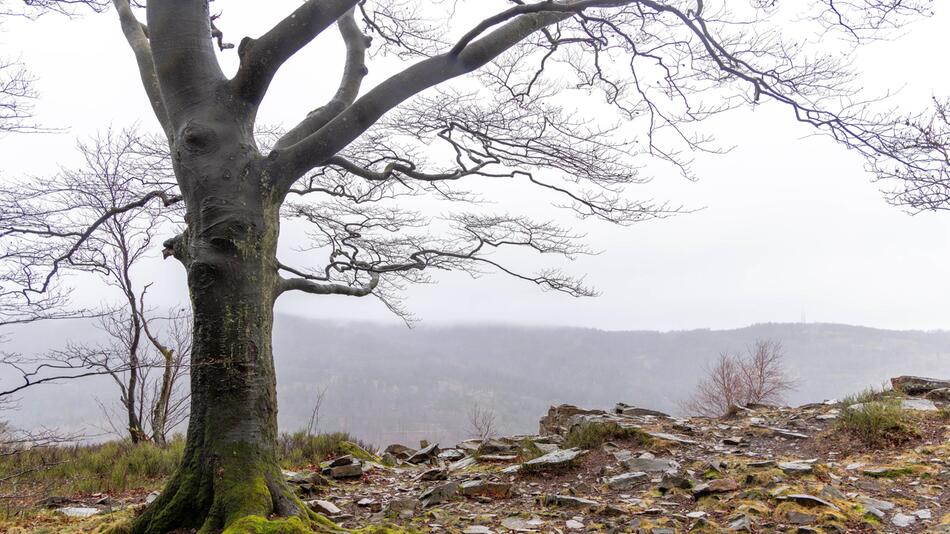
[
  {"x1": 339, "y1": 441, "x2": 380, "y2": 463},
  {"x1": 863, "y1": 465, "x2": 916, "y2": 478},
  {"x1": 222, "y1": 516, "x2": 417, "y2": 534},
  {"x1": 223, "y1": 516, "x2": 314, "y2": 534}
]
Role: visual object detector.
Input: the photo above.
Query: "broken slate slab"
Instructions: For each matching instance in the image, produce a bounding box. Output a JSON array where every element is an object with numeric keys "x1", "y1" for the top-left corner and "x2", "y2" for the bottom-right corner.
[
  {"x1": 501, "y1": 517, "x2": 545, "y2": 532},
  {"x1": 606, "y1": 471, "x2": 648, "y2": 490},
  {"x1": 57, "y1": 507, "x2": 101, "y2": 518},
  {"x1": 614, "y1": 403, "x2": 670, "y2": 417},
  {"x1": 647, "y1": 432, "x2": 698, "y2": 444},
  {"x1": 901, "y1": 398, "x2": 938, "y2": 411},
  {"x1": 327, "y1": 463, "x2": 363, "y2": 479},
  {"x1": 539, "y1": 494, "x2": 600, "y2": 509},
  {"x1": 780, "y1": 494, "x2": 839, "y2": 510},
  {"x1": 859, "y1": 496, "x2": 895, "y2": 511},
  {"x1": 407, "y1": 442, "x2": 440, "y2": 464},
  {"x1": 419, "y1": 481, "x2": 459, "y2": 507},
  {"x1": 306, "y1": 499, "x2": 342, "y2": 516},
  {"x1": 752, "y1": 425, "x2": 809, "y2": 439},
  {"x1": 693, "y1": 477, "x2": 739, "y2": 497},
  {"x1": 621, "y1": 456, "x2": 680, "y2": 474},
  {"x1": 522, "y1": 447, "x2": 587, "y2": 471},
  {"x1": 892, "y1": 513, "x2": 917, "y2": 528},
  {"x1": 778, "y1": 461, "x2": 814, "y2": 473},
  {"x1": 459, "y1": 479, "x2": 512, "y2": 499}
]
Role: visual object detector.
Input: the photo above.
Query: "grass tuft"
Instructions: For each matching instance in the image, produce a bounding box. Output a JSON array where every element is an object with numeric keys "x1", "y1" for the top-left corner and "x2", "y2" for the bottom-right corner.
[
  {"x1": 835, "y1": 388, "x2": 917, "y2": 447},
  {"x1": 563, "y1": 422, "x2": 651, "y2": 450}
]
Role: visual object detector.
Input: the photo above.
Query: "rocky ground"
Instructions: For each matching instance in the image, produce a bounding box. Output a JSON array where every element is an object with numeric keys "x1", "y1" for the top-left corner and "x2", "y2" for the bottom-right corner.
[{"x1": 13, "y1": 376, "x2": 950, "y2": 533}]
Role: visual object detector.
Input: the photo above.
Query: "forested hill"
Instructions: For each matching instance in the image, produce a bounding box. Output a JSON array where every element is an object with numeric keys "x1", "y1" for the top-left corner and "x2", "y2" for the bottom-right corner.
[{"x1": 4, "y1": 317, "x2": 949, "y2": 446}]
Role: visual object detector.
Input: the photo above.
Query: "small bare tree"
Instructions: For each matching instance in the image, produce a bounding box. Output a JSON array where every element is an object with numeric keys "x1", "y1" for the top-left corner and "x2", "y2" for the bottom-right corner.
[
  {"x1": 685, "y1": 339, "x2": 796, "y2": 417},
  {"x1": 1, "y1": 127, "x2": 188, "y2": 444},
  {"x1": 467, "y1": 402, "x2": 497, "y2": 442},
  {"x1": 305, "y1": 384, "x2": 328, "y2": 437}
]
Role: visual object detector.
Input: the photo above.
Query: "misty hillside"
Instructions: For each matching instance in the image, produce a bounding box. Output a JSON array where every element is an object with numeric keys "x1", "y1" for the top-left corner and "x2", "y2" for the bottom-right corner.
[{"x1": 3, "y1": 316, "x2": 949, "y2": 446}]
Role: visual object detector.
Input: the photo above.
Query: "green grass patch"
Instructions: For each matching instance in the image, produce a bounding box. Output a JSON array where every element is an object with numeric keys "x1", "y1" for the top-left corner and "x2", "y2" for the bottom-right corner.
[
  {"x1": 835, "y1": 389, "x2": 918, "y2": 447},
  {"x1": 0, "y1": 429, "x2": 373, "y2": 517},
  {"x1": 563, "y1": 422, "x2": 651, "y2": 450}
]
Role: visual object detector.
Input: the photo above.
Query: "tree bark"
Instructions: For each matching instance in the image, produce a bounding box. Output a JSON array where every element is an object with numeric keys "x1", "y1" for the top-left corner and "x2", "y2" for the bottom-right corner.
[{"x1": 130, "y1": 94, "x2": 312, "y2": 533}]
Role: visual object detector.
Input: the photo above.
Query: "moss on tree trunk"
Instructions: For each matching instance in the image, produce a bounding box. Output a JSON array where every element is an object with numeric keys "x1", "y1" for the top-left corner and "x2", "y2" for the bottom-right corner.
[{"x1": 129, "y1": 152, "x2": 315, "y2": 532}]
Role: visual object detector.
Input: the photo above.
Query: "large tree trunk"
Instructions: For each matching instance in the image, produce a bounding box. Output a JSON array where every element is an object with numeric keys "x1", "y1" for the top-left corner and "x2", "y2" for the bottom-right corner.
[{"x1": 130, "y1": 123, "x2": 320, "y2": 532}]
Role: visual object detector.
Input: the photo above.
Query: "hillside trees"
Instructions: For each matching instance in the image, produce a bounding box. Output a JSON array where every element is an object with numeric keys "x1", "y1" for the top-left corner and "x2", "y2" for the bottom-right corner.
[{"x1": 0, "y1": 1, "x2": 946, "y2": 532}]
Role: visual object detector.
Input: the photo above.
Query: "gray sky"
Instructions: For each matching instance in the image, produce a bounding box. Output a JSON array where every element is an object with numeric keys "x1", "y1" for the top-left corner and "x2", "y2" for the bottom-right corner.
[{"x1": 1, "y1": 2, "x2": 948, "y2": 332}]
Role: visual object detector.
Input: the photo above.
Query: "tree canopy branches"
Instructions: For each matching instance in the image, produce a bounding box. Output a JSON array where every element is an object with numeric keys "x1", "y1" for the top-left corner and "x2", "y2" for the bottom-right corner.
[{"x1": 2, "y1": 0, "x2": 946, "y2": 320}]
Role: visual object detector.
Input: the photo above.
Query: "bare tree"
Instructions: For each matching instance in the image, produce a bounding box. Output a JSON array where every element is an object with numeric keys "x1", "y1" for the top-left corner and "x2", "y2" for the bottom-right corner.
[
  {"x1": 0, "y1": 1, "x2": 943, "y2": 531},
  {"x1": 467, "y1": 403, "x2": 497, "y2": 442},
  {"x1": 305, "y1": 384, "x2": 328, "y2": 437},
  {"x1": 0, "y1": 128, "x2": 187, "y2": 443},
  {"x1": 685, "y1": 339, "x2": 796, "y2": 417},
  {"x1": 739, "y1": 339, "x2": 797, "y2": 408}
]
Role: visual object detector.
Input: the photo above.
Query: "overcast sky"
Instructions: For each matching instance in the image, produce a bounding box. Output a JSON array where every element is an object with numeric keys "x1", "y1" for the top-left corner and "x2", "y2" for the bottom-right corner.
[{"x1": 1, "y1": 2, "x2": 949, "y2": 332}]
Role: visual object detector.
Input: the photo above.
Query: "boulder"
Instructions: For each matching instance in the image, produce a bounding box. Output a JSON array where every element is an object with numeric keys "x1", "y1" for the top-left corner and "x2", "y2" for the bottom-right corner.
[
  {"x1": 539, "y1": 404, "x2": 640, "y2": 437},
  {"x1": 890, "y1": 376, "x2": 950, "y2": 396}
]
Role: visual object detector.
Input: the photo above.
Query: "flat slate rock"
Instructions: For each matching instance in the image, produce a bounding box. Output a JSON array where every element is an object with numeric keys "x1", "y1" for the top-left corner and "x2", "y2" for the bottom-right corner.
[
  {"x1": 647, "y1": 432, "x2": 698, "y2": 444},
  {"x1": 539, "y1": 494, "x2": 600, "y2": 508},
  {"x1": 621, "y1": 457, "x2": 680, "y2": 473},
  {"x1": 606, "y1": 471, "x2": 649, "y2": 489},
  {"x1": 407, "y1": 442, "x2": 440, "y2": 464},
  {"x1": 778, "y1": 461, "x2": 814, "y2": 473},
  {"x1": 419, "y1": 481, "x2": 459, "y2": 507},
  {"x1": 57, "y1": 507, "x2": 101, "y2": 518},
  {"x1": 523, "y1": 447, "x2": 587, "y2": 470},
  {"x1": 780, "y1": 494, "x2": 839, "y2": 510}
]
